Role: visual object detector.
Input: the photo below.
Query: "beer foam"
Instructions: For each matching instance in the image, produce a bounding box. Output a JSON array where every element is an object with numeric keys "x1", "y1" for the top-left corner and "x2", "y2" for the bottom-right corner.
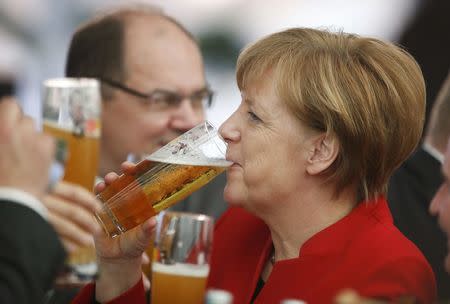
[
  {"x1": 145, "y1": 122, "x2": 231, "y2": 167},
  {"x1": 146, "y1": 156, "x2": 232, "y2": 167},
  {"x1": 152, "y1": 262, "x2": 210, "y2": 277}
]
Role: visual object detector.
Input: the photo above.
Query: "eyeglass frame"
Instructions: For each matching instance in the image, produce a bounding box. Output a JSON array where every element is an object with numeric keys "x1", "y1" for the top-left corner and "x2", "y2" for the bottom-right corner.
[{"x1": 98, "y1": 77, "x2": 214, "y2": 110}]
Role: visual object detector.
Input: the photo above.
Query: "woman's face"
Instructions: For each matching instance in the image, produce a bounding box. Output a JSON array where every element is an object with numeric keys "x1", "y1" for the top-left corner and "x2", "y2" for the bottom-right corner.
[{"x1": 219, "y1": 76, "x2": 318, "y2": 211}]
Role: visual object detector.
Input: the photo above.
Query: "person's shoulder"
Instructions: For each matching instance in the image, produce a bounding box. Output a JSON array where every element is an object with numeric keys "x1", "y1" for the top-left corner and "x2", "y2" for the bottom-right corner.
[
  {"x1": 348, "y1": 216, "x2": 429, "y2": 264},
  {"x1": 348, "y1": 222, "x2": 437, "y2": 303}
]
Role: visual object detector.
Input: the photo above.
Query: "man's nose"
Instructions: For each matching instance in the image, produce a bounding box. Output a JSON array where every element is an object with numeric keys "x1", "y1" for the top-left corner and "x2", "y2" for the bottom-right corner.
[
  {"x1": 429, "y1": 186, "x2": 442, "y2": 215},
  {"x1": 170, "y1": 98, "x2": 204, "y2": 132}
]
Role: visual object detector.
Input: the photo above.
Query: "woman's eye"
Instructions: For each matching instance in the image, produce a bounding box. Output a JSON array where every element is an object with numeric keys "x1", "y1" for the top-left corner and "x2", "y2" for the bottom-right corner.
[{"x1": 247, "y1": 111, "x2": 261, "y2": 122}]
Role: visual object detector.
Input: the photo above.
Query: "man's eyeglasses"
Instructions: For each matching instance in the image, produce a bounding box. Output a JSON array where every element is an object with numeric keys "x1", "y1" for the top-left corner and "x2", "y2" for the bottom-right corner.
[{"x1": 99, "y1": 77, "x2": 214, "y2": 111}]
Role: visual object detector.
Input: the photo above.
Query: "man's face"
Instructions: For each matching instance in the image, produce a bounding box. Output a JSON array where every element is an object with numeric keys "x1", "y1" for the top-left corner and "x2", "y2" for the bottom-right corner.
[
  {"x1": 100, "y1": 17, "x2": 207, "y2": 175},
  {"x1": 430, "y1": 139, "x2": 450, "y2": 272}
]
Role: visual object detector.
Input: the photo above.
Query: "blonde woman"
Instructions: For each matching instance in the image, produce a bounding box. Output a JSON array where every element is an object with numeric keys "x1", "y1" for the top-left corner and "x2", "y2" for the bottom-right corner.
[{"x1": 74, "y1": 28, "x2": 436, "y2": 304}]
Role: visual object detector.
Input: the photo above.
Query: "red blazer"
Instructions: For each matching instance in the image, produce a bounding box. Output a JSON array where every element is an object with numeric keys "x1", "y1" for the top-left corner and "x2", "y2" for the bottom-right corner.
[
  {"x1": 73, "y1": 197, "x2": 436, "y2": 304},
  {"x1": 208, "y1": 197, "x2": 436, "y2": 304}
]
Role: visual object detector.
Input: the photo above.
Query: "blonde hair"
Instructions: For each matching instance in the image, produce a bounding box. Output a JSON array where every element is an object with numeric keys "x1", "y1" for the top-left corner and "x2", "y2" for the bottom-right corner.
[{"x1": 237, "y1": 28, "x2": 425, "y2": 201}]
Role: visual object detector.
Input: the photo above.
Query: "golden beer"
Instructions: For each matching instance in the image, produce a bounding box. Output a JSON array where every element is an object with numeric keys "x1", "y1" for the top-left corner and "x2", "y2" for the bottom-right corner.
[
  {"x1": 42, "y1": 78, "x2": 101, "y2": 278},
  {"x1": 151, "y1": 262, "x2": 209, "y2": 304},
  {"x1": 42, "y1": 78, "x2": 101, "y2": 191},
  {"x1": 95, "y1": 159, "x2": 226, "y2": 237},
  {"x1": 43, "y1": 122, "x2": 99, "y2": 190}
]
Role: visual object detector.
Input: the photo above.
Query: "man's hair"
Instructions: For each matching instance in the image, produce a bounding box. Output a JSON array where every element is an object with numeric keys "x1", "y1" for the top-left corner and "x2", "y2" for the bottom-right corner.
[
  {"x1": 426, "y1": 71, "x2": 450, "y2": 152},
  {"x1": 65, "y1": 4, "x2": 197, "y2": 99},
  {"x1": 236, "y1": 28, "x2": 426, "y2": 201}
]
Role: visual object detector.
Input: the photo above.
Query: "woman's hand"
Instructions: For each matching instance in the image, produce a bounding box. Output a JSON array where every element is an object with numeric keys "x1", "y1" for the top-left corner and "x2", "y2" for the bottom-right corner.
[
  {"x1": 93, "y1": 162, "x2": 157, "y2": 302},
  {"x1": 43, "y1": 181, "x2": 102, "y2": 253}
]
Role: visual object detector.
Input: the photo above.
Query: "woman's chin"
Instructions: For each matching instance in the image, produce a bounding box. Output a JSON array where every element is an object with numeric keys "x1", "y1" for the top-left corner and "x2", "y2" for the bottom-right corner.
[{"x1": 223, "y1": 185, "x2": 245, "y2": 206}]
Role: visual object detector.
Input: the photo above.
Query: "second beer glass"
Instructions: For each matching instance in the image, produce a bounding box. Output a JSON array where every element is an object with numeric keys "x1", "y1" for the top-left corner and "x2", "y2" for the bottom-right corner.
[
  {"x1": 151, "y1": 211, "x2": 214, "y2": 304},
  {"x1": 42, "y1": 78, "x2": 101, "y2": 190},
  {"x1": 42, "y1": 78, "x2": 101, "y2": 279}
]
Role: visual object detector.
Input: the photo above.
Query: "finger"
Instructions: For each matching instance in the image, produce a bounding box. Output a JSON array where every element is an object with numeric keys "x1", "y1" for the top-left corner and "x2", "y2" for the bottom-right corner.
[
  {"x1": 135, "y1": 217, "x2": 157, "y2": 250},
  {"x1": 141, "y1": 216, "x2": 157, "y2": 238},
  {"x1": 120, "y1": 217, "x2": 157, "y2": 258},
  {"x1": 61, "y1": 238, "x2": 78, "y2": 254},
  {"x1": 94, "y1": 180, "x2": 106, "y2": 194},
  {"x1": 104, "y1": 172, "x2": 120, "y2": 184},
  {"x1": 121, "y1": 161, "x2": 136, "y2": 171},
  {"x1": 142, "y1": 252, "x2": 150, "y2": 265},
  {"x1": 0, "y1": 99, "x2": 21, "y2": 136},
  {"x1": 52, "y1": 181, "x2": 102, "y2": 213},
  {"x1": 44, "y1": 194, "x2": 101, "y2": 234},
  {"x1": 0, "y1": 97, "x2": 20, "y2": 119},
  {"x1": 47, "y1": 211, "x2": 95, "y2": 246},
  {"x1": 142, "y1": 273, "x2": 151, "y2": 291}
]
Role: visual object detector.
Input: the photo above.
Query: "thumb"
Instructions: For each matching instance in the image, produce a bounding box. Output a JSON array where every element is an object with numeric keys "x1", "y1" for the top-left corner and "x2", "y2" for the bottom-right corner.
[
  {"x1": 142, "y1": 273, "x2": 151, "y2": 291},
  {"x1": 121, "y1": 217, "x2": 157, "y2": 258}
]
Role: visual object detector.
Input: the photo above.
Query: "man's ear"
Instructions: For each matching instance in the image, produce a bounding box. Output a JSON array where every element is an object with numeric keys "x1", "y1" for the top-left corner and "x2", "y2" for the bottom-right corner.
[{"x1": 306, "y1": 133, "x2": 339, "y2": 175}]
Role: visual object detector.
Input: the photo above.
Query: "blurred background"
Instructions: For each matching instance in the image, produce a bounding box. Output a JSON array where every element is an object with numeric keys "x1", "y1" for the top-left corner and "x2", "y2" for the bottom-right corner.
[{"x1": 0, "y1": 0, "x2": 448, "y2": 128}]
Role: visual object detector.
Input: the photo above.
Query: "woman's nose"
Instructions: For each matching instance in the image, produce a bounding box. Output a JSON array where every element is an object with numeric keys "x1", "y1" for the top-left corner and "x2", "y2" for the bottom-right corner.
[{"x1": 219, "y1": 113, "x2": 240, "y2": 143}]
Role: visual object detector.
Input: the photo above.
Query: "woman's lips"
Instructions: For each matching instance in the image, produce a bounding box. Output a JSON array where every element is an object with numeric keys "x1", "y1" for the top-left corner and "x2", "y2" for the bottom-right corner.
[{"x1": 229, "y1": 163, "x2": 241, "y2": 169}]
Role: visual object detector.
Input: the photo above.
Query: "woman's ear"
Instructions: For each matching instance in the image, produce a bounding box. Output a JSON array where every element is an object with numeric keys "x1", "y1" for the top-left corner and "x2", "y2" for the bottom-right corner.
[{"x1": 306, "y1": 133, "x2": 339, "y2": 175}]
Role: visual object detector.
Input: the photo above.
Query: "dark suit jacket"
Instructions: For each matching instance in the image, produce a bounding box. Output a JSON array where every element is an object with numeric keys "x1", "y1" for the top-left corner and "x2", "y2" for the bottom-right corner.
[
  {"x1": 388, "y1": 147, "x2": 450, "y2": 299},
  {"x1": 398, "y1": 0, "x2": 450, "y2": 131},
  {"x1": 0, "y1": 201, "x2": 66, "y2": 304}
]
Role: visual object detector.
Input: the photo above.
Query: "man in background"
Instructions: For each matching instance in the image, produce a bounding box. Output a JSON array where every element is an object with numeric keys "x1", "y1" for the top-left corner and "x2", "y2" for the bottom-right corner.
[
  {"x1": 64, "y1": 5, "x2": 227, "y2": 220},
  {"x1": 388, "y1": 71, "x2": 450, "y2": 300}
]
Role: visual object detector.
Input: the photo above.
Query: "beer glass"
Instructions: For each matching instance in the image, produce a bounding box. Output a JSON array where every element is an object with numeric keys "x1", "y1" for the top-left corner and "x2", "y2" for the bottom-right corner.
[
  {"x1": 151, "y1": 211, "x2": 214, "y2": 304},
  {"x1": 95, "y1": 121, "x2": 230, "y2": 237},
  {"x1": 42, "y1": 78, "x2": 101, "y2": 281},
  {"x1": 42, "y1": 78, "x2": 101, "y2": 190}
]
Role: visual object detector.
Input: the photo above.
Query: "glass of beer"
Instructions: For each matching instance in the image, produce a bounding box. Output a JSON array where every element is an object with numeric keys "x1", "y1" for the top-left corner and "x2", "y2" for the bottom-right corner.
[
  {"x1": 151, "y1": 211, "x2": 214, "y2": 304},
  {"x1": 95, "y1": 121, "x2": 230, "y2": 237},
  {"x1": 42, "y1": 78, "x2": 101, "y2": 282},
  {"x1": 42, "y1": 78, "x2": 101, "y2": 190}
]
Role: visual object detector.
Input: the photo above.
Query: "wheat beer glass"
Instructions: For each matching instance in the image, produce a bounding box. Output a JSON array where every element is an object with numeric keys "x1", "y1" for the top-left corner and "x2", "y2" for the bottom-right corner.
[
  {"x1": 42, "y1": 78, "x2": 101, "y2": 280},
  {"x1": 96, "y1": 121, "x2": 231, "y2": 237},
  {"x1": 95, "y1": 121, "x2": 230, "y2": 237},
  {"x1": 42, "y1": 78, "x2": 101, "y2": 190},
  {"x1": 151, "y1": 211, "x2": 213, "y2": 304}
]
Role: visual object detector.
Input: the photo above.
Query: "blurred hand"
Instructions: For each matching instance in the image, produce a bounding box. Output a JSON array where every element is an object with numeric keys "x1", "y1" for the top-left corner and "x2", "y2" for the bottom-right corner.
[
  {"x1": 335, "y1": 290, "x2": 386, "y2": 304},
  {"x1": 334, "y1": 289, "x2": 418, "y2": 304},
  {"x1": 93, "y1": 162, "x2": 156, "y2": 302},
  {"x1": 43, "y1": 181, "x2": 102, "y2": 253},
  {"x1": 0, "y1": 98, "x2": 54, "y2": 199}
]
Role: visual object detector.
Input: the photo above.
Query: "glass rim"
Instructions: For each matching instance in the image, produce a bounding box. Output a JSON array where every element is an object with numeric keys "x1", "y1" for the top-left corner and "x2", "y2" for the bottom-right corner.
[{"x1": 161, "y1": 211, "x2": 214, "y2": 223}]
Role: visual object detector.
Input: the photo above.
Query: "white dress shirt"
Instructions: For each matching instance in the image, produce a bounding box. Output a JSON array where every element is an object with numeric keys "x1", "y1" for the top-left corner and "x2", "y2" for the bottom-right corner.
[
  {"x1": 422, "y1": 142, "x2": 444, "y2": 164},
  {"x1": 0, "y1": 187, "x2": 47, "y2": 219}
]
